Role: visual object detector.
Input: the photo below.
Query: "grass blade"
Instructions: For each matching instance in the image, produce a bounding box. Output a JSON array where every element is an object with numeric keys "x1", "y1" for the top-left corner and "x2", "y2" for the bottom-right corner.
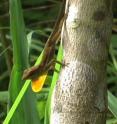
[
  {"x1": 6, "y1": 0, "x2": 40, "y2": 123},
  {"x1": 44, "y1": 44, "x2": 63, "y2": 124},
  {"x1": 108, "y1": 91, "x2": 117, "y2": 119}
]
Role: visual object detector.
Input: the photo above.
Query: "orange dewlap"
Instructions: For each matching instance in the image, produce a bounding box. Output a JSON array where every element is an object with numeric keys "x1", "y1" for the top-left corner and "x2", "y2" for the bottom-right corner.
[{"x1": 31, "y1": 74, "x2": 47, "y2": 92}]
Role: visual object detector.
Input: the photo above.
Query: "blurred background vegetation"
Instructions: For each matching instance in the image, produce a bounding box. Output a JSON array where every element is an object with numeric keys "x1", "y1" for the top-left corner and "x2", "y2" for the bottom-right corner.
[{"x1": 0, "y1": 0, "x2": 117, "y2": 124}]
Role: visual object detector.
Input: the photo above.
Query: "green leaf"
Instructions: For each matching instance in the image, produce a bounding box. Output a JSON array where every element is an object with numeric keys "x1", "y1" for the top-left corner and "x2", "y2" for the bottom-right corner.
[
  {"x1": 0, "y1": 91, "x2": 8, "y2": 103},
  {"x1": 44, "y1": 44, "x2": 63, "y2": 124},
  {"x1": 5, "y1": 0, "x2": 40, "y2": 124},
  {"x1": 106, "y1": 118, "x2": 117, "y2": 124},
  {"x1": 108, "y1": 91, "x2": 117, "y2": 119}
]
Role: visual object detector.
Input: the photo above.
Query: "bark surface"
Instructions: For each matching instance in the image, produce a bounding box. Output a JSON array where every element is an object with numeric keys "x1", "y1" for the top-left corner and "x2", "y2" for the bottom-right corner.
[{"x1": 51, "y1": 0, "x2": 112, "y2": 124}]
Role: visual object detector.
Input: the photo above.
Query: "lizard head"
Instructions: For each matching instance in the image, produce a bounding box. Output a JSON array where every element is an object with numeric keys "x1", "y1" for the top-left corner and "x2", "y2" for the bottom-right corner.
[
  {"x1": 22, "y1": 65, "x2": 48, "y2": 92},
  {"x1": 22, "y1": 65, "x2": 40, "y2": 80}
]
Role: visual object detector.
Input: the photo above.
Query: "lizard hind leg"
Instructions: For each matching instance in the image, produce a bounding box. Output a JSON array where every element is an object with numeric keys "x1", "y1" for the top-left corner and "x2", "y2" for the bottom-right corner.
[
  {"x1": 54, "y1": 59, "x2": 69, "y2": 68},
  {"x1": 45, "y1": 59, "x2": 69, "y2": 73},
  {"x1": 48, "y1": 59, "x2": 67, "y2": 67}
]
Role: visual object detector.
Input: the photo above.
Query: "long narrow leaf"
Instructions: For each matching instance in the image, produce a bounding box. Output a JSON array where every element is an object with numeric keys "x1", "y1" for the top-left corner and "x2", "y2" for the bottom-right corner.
[
  {"x1": 6, "y1": 0, "x2": 40, "y2": 124},
  {"x1": 44, "y1": 44, "x2": 63, "y2": 124},
  {"x1": 4, "y1": 50, "x2": 43, "y2": 124},
  {"x1": 108, "y1": 91, "x2": 117, "y2": 118}
]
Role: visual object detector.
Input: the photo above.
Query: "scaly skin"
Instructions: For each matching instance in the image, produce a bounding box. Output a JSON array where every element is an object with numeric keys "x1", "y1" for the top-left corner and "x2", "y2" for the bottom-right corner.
[{"x1": 22, "y1": 0, "x2": 67, "y2": 92}]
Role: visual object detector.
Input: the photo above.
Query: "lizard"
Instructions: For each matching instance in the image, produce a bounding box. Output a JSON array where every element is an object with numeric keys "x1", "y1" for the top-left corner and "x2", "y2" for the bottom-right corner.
[{"x1": 22, "y1": 0, "x2": 68, "y2": 92}]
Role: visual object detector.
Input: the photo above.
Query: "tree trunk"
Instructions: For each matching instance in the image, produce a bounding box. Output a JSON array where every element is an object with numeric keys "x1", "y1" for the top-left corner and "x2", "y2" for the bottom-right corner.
[{"x1": 51, "y1": 0, "x2": 112, "y2": 124}]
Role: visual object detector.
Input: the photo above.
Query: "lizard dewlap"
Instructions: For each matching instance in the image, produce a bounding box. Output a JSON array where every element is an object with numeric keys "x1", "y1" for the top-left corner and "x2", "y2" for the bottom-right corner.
[{"x1": 31, "y1": 74, "x2": 47, "y2": 92}]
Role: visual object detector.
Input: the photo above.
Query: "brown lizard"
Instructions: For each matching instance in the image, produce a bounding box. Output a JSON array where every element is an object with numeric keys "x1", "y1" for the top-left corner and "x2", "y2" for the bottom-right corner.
[{"x1": 22, "y1": 0, "x2": 67, "y2": 92}]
